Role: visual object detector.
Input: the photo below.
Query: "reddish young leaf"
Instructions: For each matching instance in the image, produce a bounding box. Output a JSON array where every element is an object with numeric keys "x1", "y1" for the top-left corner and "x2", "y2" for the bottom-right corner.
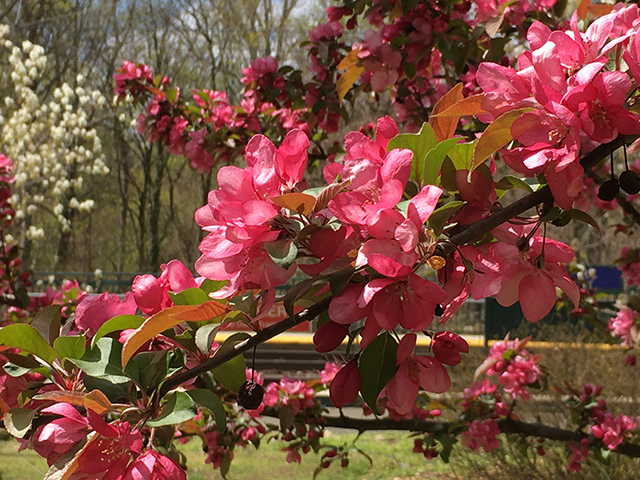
[
  {"x1": 122, "y1": 302, "x2": 228, "y2": 366},
  {"x1": 429, "y1": 94, "x2": 487, "y2": 118},
  {"x1": 270, "y1": 193, "x2": 316, "y2": 216},
  {"x1": 429, "y1": 83, "x2": 464, "y2": 141}
]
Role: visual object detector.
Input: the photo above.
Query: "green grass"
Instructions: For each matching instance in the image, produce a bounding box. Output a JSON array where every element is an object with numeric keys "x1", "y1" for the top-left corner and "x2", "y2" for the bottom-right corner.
[{"x1": 0, "y1": 431, "x2": 462, "y2": 480}]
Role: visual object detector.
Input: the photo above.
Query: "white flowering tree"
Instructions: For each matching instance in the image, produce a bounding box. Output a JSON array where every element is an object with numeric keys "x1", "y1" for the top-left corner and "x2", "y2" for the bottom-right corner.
[{"x1": 0, "y1": 25, "x2": 109, "y2": 267}]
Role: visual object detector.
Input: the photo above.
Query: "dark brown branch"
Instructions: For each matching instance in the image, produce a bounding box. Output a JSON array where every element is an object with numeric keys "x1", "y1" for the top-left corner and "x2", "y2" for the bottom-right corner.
[
  {"x1": 159, "y1": 135, "x2": 634, "y2": 397},
  {"x1": 321, "y1": 415, "x2": 640, "y2": 458},
  {"x1": 159, "y1": 297, "x2": 331, "y2": 397}
]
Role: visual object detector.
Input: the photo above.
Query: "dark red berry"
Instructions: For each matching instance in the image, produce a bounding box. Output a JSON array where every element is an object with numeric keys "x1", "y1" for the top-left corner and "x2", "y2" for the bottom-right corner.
[
  {"x1": 619, "y1": 170, "x2": 640, "y2": 195},
  {"x1": 238, "y1": 381, "x2": 264, "y2": 410},
  {"x1": 597, "y1": 178, "x2": 619, "y2": 202}
]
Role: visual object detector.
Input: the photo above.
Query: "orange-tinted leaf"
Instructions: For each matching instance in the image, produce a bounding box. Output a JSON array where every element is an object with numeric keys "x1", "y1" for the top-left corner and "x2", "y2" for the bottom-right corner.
[
  {"x1": 33, "y1": 390, "x2": 115, "y2": 416},
  {"x1": 429, "y1": 83, "x2": 464, "y2": 141},
  {"x1": 430, "y1": 94, "x2": 487, "y2": 118},
  {"x1": 121, "y1": 305, "x2": 196, "y2": 367},
  {"x1": 587, "y1": 4, "x2": 614, "y2": 17},
  {"x1": 577, "y1": 0, "x2": 590, "y2": 19},
  {"x1": 145, "y1": 86, "x2": 167, "y2": 99},
  {"x1": 34, "y1": 391, "x2": 86, "y2": 406},
  {"x1": 472, "y1": 109, "x2": 529, "y2": 173},
  {"x1": 337, "y1": 48, "x2": 360, "y2": 70},
  {"x1": 389, "y1": 1, "x2": 403, "y2": 20},
  {"x1": 337, "y1": 65, "x2": 364, "y2": 101},
  {"x1": 0, "y1": 397, "x2": 9, "y2": 420},
  {"x1": 168, "y1": 300, "x2": 230, "y2": 322},
  {"x1": 271, "y1": 193, "x2": 316, "y2": 216},
  {"x1": 83, "y1": 390, "x2": 115, "y2": 416}
]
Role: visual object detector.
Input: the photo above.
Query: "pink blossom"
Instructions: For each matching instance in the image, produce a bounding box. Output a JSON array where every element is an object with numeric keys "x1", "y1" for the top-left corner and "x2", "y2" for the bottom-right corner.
[
  {"x1": 122, "y1": 451, "x2": 186, "y2": 480},
  {"x1": 431, "y1": 331, "x2": 469, "y2": 366},
  {"x1": 329, "y1": 360, "x2": 361, "y2": 408},
  {"x1": 263, "y1": 376, "x2": 316, "y2": 414},
  {"x1": 74, "y1": 292, "x2": 137, "y2": 337},
  {"x1": 132, "y1": 260, "x2": 198, "y2": 315},
  {"x1": 461, "y1": 419, "x2": 500, "y2": 453},
  {"x1": 386, "y1": 334, "x2": 451, "y2": 416},
  {"x1": 313, "y1": 321, "x2": 349, "y2": 353},
  {"x1": 77, "y1": 410, "x2": 143, "y2": 480},
  {"x1": 591, "y1": 412, "x2": 636, "y2": 450},
  {"x1": 608, "y1": 307, "x2": 637, "y2": 347},
  {"x1": 319, "y1": 362, "x2": 340, "y2": 385},
  {"x1": 32, "y1": 403, "x2": 88, "y2": 465},
  {"x1": 568, "y1": 439, "x2": 590, "y2": 472}
]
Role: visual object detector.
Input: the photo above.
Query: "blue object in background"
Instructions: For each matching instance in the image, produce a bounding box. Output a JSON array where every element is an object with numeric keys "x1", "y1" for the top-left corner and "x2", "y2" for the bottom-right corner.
[{"x1": 590, "y1": 265, "x2": 623, "y2": 292}]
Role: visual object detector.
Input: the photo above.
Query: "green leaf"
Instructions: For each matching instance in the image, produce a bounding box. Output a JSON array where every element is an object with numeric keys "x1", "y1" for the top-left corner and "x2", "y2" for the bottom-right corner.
[
  {"x1": 212, "y1": 354, "x2": 246, "y2": 393},
  {"x1": 30, "y1": 305, "x2": 62, "y2": 344},
  {"x1": 571, "y1": 208, "x2": 602, "y2": 235},
  {"x1": 0, "y1": 324, "x2": 58, "y2": 365},
  {"x1": 265, "y1": 239, "x2": 298, "y2": 270},
  {"x1": 447, "y1": 140, "x2": 477, "y2": 170},
  {"x1": 278, "y1": 404, "x2": 295, "y2": 431},
  {"x1": 70, "y1": 338, "x2": 128, "y2": 383},
  {"x1": 423, "y1": 137, "x2": 459, "y2": 186},
  {"x1": 147, "y1": 391, "x2": 197, "y2": 427},
  {"x1": 124, "y1": 350, "x2": 168, "y2": 388},
  {"x1": 92, "y1": 315, "x2": 145, "y2": 349},
  {"x1": 54, "y1": 336, "x2": 86, "y2": 361},
  {"x1": 428, "y1": 201, "x2": 464, "y2": 236},
  {"x1": 358, "y1": 332, "x2": 398, "y2": 414},
  {"x1": 494, "y1": 175, "x2": 534, "y2": 195},
  {"x1": 169, "y1": 288, "x2": 210, "y2": 306},
  {"x1": 200, "y1": 279, "x2": 228, "y2": 296},
  {"x1": 329, "y1": 268, "x2": 355, "y2": 297},
  {"x1": 195, "y1": 323, "x2": 219, "y2": 354},
  {"x1": 187, "y1": 389, "x2": 226, "y2": 433},
  {"x1": 472, "y1": 109, "x2": 529, "y2": 172},
  {"x1": 282, "y1": 278, "x2": 314, "y2": 318},
  {"x1": 220, "y1": 451, "x2": 232, "y2": 479},
  {"x1": 4, "y1": 408, "x2": 35, "y2": 438},
  {"x1": 387, "y1": 123, "x2": 438, "y2": 184}
]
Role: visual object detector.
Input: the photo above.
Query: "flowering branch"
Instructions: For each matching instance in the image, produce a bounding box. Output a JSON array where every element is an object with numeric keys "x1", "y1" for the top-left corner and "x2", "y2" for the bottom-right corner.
[
  {"x1": 319, "y1": 415, "x2": 640, "y2": 458},
  {"x1": 445, "y1": 134, "x2": 636, "y2": 250},
  {"x1": 159, "y1": 297, "x2": 332, "y2": 397}
]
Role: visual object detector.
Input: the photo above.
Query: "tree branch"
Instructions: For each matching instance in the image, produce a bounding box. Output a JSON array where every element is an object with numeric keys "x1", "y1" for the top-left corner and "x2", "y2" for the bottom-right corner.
[
  {"x1": 320, "y1": 415, "x2": 640, "y2": 458},
  {"x1": 159, "y1": 297, "x2": 331, "y2": 397}
]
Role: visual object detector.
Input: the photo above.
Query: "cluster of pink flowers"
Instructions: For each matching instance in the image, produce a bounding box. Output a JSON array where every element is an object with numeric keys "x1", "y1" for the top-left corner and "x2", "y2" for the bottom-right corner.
[
  {"x1": 482, "y1": 338, "x2": 542, "y2": 401},
  {"x1": 263, "y1": 376, "x2": 316, "y2": 415},
  {"x1": 460, "y1": 379, "x2": 509, "y2": 418},
  {"x1": 591, "y1": 412, "x2": 637, "y2": 450},
  {"x1": 568, "y1": 438, "x2": 590, "y2": 472},
  {"x1": 22, "y1": 404, "x2": 185, "y2": 480},
  {"x1": 479, "y1": 4, "x2": 640, "y2": 210},
  {"x1": 608, "y1": 306, "x2": 638, "y2": 347},
  {"x1": 474, "y1": 0, "x2": 557, "y2": 24},
  {"x1": 460, "y1": 419, "x2": 501, "y2": 453},
  {"x1": 617, "y1": 247, "x2": 640, "y2": 287}
]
